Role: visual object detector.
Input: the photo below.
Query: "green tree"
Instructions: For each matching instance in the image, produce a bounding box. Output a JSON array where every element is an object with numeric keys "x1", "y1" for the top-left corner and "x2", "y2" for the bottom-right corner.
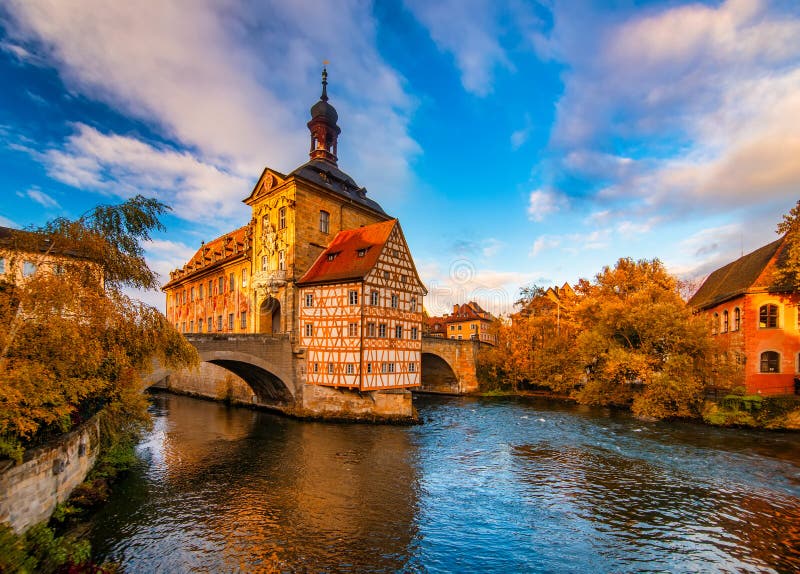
[{"x1": 0, "y1": 196, "x2": 197, "y2": 462}]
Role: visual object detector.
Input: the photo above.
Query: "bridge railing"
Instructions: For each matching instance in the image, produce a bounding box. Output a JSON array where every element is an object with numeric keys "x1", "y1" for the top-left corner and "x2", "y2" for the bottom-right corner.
[{"x1": 185, "y1": 333, "x2": 292, "y2": 343}]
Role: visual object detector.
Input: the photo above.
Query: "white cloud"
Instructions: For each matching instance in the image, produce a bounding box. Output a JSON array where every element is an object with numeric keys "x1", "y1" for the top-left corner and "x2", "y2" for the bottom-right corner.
[
  {"x1": 0, "y1": 40, "x2": 44, "y2": 65},
  {"x1": 404, "y1": 0, "x2": 515, "y2": 96},
  {"x1": 510, "y1": 114, "x2": 534, "y2": 150},
  {"x1": 0, "y1": 214, "x2": 18, "y2": 228},
  {"x1": 529, "y1": 235, "x2": 560, "y2": 257},
  {"x1": 535, "y1": 0, "x2": 800, "y2": 219},
  {"x1": 2, "y1": 0, "x2": 419, "y2": 206},
  {"x1": 616, "y1": 218, "x2": 658, "y2": 238},
  {"x1": 527, "y1": 188, "x2": 567, "y2": 221},
  {"x1": 21, "y1": 187, "x2": 59, "y2": 209},
  {"x1": 420, "y1": 256, "x2": 545, "y2": 316},
  {"x1": 481, "y1": 238, "x2": 505, "y2": 258},
  {"x1": 41, "y1": 123, "x2": 250, "y2": 228}
]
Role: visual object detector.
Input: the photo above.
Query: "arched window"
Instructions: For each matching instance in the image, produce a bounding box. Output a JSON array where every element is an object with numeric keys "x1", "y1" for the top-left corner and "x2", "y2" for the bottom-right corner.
[
  {"x1": 722, "y1": 310, "x2": 729, "y2": 333},
  {"x1": 759, "y1": 304, "x2": 779, "y2": 328},
  {"x1": 712, "y1": 313, "x2": 719, "y2": 335},
  {"x1": 760, "y1": 351, "x2": 780, "y2": 373},
  {"x1": 733, "y1": 307, "x2": 741, "y2": 331}
]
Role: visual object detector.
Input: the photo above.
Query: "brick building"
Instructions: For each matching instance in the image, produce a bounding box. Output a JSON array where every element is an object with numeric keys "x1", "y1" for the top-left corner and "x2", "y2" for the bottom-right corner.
[{"x1": 689, "y1": 236, "x2": 800, "y2": 396}]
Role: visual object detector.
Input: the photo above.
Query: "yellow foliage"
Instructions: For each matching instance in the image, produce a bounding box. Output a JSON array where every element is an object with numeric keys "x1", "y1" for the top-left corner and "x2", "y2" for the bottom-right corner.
[{"x1": 0, "y1": 197, "x2": 198, "y2": 459}]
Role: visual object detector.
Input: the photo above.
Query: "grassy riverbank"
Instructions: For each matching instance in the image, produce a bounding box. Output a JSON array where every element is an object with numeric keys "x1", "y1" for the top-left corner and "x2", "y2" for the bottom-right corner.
[{"x1": 477, "y1": 387, "x2": 800, "y2": 431}]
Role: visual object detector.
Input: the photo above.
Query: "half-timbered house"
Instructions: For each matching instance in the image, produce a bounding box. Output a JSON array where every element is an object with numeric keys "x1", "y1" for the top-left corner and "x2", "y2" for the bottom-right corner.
[{"x1": 297, "y1": 219, "x2": 427, "y2": 390}]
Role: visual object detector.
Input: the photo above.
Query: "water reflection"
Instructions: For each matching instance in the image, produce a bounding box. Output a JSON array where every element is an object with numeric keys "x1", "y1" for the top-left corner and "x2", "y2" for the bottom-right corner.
[
  {"x1": 90, "y1": 393, "x2": 800, "y2": 573},
  {"x1": 92, "y1": 394, "x2": 420, "y2": 572}
]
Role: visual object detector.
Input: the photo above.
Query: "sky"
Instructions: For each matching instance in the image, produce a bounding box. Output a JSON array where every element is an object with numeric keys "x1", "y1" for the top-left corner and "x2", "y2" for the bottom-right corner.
[{"x1": 1, "y1": 0, "x2": 799, "y2": 315}]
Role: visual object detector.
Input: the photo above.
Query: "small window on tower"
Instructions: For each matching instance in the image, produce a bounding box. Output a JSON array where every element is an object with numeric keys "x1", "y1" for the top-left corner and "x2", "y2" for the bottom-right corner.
[
  {"x1": 320, "y1": 210, "x2": 330, "y2": 234},
  {"x1": 279, "y1": 206, "x2": 286, "y2": 230}
]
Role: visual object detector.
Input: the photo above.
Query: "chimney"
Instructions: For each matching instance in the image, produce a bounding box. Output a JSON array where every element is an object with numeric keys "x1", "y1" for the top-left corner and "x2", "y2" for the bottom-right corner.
[{"x1": 453, "y1": 304, "x2": 459, "y2": 314}]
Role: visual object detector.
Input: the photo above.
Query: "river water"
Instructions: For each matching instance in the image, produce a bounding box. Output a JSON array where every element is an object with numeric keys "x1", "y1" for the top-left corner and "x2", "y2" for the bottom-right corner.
[{"x1": 89, "y1": 392, "x2": 800, "y2": 573}]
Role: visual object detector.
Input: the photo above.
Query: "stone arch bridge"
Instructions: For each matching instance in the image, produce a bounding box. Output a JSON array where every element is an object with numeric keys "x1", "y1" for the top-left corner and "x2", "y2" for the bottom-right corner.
[{"x1": 145, "y1": 334, "x2": 481, "y2": 414}]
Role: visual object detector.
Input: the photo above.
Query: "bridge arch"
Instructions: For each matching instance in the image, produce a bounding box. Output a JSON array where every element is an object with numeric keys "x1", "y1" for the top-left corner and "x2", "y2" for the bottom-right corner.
[
  {"x1": 420, "y1": 352, "x2": 461, "y2": 394},
  {"x1": 201, "y1": 350, "x2": 294, "y2": 404},
  {"x1": 419, "y1": 336, "x2": 481, "y2": 394},
  {"x1": 145, "y1": 335, "x2": 297, "y2": 407}
]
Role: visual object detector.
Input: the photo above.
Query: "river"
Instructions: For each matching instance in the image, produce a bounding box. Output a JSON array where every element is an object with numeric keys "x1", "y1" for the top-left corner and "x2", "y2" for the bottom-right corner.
[{"x1": 89, "y1": 392, "x2": 800, "y2": 573}]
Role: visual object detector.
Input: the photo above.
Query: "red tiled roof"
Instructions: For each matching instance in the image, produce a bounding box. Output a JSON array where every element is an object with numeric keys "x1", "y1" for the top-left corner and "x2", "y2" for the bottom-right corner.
[
  {"x1": 163, "y1": 224, "x2": 251, "y2": 288},
  {"x1": 297, "y1": 219, "x2": 397, "y2": 285},
  {"x1": 427, "y1": 302, "x2": 495, "y2": 326}
]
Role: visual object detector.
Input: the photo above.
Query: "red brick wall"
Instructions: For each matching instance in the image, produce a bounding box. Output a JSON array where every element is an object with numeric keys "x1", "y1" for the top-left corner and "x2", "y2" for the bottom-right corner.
[{"x1": 704, "y1": 293, "x2": 800, "y2": 395}]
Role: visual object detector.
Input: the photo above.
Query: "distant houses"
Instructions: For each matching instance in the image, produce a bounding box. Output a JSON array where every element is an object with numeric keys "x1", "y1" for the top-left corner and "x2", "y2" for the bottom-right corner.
[
  {"x1": 689, "y1": 236, "x2": 800, "y2": 396},
  {"x1": 0, "y1": 226, "x2": 96, "y2": 285},
  {"x1": 425, "y1": 301, "x2": 498, "y2": 345}
]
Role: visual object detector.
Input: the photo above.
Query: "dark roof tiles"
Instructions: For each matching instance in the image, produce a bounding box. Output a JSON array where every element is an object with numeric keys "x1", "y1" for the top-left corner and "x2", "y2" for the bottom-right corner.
[{"x1": 688, "y1": 237, "x2": 785, "y2": 309}]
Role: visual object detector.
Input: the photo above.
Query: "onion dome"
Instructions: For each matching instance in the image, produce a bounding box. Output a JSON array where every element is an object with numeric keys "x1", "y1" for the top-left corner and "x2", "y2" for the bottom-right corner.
[{"x1": 307, "y1": 67, "x2": 341, "y2": 165}]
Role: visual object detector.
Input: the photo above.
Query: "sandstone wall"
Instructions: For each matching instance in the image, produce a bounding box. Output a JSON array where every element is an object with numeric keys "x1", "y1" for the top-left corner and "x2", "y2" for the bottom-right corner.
[
  {"x1": 159, "y1": 362, "x2": 255, "y2": 403},
  {"x1": 0, "y1": 416, "x2": 100, "y2": 533}
]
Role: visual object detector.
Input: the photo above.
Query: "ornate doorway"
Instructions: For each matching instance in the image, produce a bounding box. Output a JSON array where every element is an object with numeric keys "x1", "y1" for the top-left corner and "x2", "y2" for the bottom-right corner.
[{"x1": 259, "y1": 297, "x2": 281, "y2": 334}]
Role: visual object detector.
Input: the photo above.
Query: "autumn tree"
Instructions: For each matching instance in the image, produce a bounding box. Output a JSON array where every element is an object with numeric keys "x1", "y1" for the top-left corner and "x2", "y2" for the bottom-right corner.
[
  {"x1": 0, "y1": 196, "x2": 197, "y2": 462},
  {"x1": 572, "y1": 258, "x2": 727, "y2": 419},
  {"x1": 774, "y1": 199, "x2": 800, "y2": 291},
  {"x1": 478, "y1": 285, "x2": 580, "y2": 393}
]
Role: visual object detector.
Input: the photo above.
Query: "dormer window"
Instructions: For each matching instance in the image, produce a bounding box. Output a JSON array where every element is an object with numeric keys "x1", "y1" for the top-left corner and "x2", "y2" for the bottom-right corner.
[
  {"x1": 357, "y1": 248, "x2": 367, "y2": 257},
  {"x1": 327, "y1": 252, "x2": 338, "y2": 261}
]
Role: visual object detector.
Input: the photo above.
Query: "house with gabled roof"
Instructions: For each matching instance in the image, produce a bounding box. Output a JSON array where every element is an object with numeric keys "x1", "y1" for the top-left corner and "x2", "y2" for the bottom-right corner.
[
  {"x1": 689, "y1": 236, "x2": 800, "y2": 396},
  {"x1": 297, "y1": 219, "x2": 427, "y2": 390}
]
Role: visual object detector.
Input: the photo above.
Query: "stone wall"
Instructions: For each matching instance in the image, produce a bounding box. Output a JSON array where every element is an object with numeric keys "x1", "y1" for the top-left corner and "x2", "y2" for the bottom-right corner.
[
  {"x1": 0, "y1": 416, "x2": 100, "y2": 534},
  {"x1": 300, "y1": 384, "x2": 415, "y2": 422},
  {"x1": 158, "y1": 362, "x2": 255, "y2": 404}
]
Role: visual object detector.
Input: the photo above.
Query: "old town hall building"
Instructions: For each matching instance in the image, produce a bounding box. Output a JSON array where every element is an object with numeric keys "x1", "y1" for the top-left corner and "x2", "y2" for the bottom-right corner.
[{"x1": 163, "y1": 70, "x2": 426, "y2": 391}]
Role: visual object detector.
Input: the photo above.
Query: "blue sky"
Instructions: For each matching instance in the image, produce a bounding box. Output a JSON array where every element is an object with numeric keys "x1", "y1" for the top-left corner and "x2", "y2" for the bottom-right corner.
[{"x1": 1, "y1": 0, "x2": 799, "y2": 314}]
